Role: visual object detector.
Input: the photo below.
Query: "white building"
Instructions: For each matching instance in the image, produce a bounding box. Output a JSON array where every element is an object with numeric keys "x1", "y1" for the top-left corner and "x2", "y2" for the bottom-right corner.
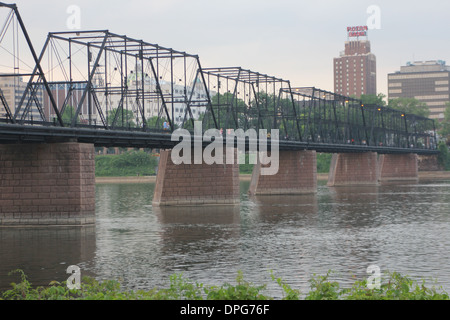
[{"x1": 94, "y1": 66, "x2": 211, "y2": 128}]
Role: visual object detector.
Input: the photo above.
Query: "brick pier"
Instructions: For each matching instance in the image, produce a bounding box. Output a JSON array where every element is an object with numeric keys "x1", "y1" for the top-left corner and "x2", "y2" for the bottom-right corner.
[
  {"x1": 152, "y1": 148, "x2": 240, "y2": 206},
  {"x1": 248, "y1": 150, "x2": 317, "y2": 195},
  {"x1": 378, "y1": 153, "x2": 418, "y2": 184},
  {"x1": 0, "y1": 143, "x2": 95, "y2": 226},
  {"x1": 327, "y1": 152, "x2": 378, "y2": 186}
]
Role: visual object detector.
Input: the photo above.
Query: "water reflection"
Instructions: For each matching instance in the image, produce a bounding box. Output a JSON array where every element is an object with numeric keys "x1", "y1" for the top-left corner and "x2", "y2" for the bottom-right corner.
[
  {"x1": 327, "y1": 185, "x2": 381, "y2": 229},
  {"x1": 153, "y1": 205, "x2": 241, "y2": 276},
  {"x1": 249, "y1": 194, "x2": 318, "y2": 224},
  {"x1": 154, "y1": 205, "x2": 241, "y2": 225},
  {"x1": 0, "y1": 226, "x2": 96, "y2": 290}
]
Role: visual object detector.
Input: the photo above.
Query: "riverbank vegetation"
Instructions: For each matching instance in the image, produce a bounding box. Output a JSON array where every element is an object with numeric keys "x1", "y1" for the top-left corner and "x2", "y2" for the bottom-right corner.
[
  {"x1": 95, "y1": 150, "x2": 159, "y2": 177},
  {"x1": 94, "y1": 151, "x2": 334, "y2": 177},
  {"x1": 438, "y1": 141, "x2": 450, "y2": 170},
  {"x1": 1, "y1": 269, "x2": 448, "y2": 300}
]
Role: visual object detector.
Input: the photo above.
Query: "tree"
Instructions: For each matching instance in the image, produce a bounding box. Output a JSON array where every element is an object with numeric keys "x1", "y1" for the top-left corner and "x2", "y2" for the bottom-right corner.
[
  {"x1": 61, "y1": 105, "x2": 78, "y2": 125},
  {"x1": 106, "y1": 108, "x2": 136, "y2": 128},
  {"x1": 209, "y1": 92, "x2": 248, "y2": 129},
  {"x1": 437, "y1": 141, "x2": 450, "y2": 170},
  {"x1": 146, "y1": 115, "x2": 169, "y2": 130},
  {"x1": 388, "y1": 97, "x2": 430, "y2": 118},
  {"x1": 438, "y1": 102, "x2": 450, "y2": 143},
  {"x1": 360, "y1": 93, "x2": 387, "y2": 107}
]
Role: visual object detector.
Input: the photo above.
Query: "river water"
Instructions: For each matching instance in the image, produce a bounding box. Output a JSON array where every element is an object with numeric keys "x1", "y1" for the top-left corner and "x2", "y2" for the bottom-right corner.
[{"x1": 1, "y1": 179, "x2": 450, "y2": 298}]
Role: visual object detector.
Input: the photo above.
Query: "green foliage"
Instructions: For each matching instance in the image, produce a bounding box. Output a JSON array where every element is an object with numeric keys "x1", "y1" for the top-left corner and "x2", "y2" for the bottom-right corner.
[
  {"x1": 437, "y1": 141, "x2": 450, "y2": 170},
  {"x1": 438, "y1": 102, "x2": 450, "y2": 141},
  {"x1": 95, "y1": 150, "x2": 159, "y2": 177},
  {"x1": 204, "y1": 271, "x2": 270, "y2": 300},
  {"x1": 388, "y1": 97, "x2": 430, "y2": 118},
  {"x1": 151, "y1": 274, "x2": 204, "y2": 300},
  {"x1": 270, "y1": 271, "x2": 301, "y2": 300},
  {"x1": 316, "y1": 153, "x2": 332, "y2": 173},
  {"x1": 305, "y1": 271, "x2": 341, "y2": 300},
  {"x1": 239, "y1": 152, "x2": 332, "y2": 175},
  {"x1": 2, "y1": 269, "x2": 34, "y2": 300},
  {"x1": 342, "y1": 272, "x2": 450, "y2": 300},
  {"x1": 2, "y1": 269, "x2": 449, "y2": 300},
  {"x1": 239, "y1": 153, "x2": 255, "y2": 174},
  {"x1": 61, "y1": 105, "x2": 78, "y2": 125},
  {"x1": 106, "y1": 108, "x2": 136, "y2": 128},
  {"x1": 360, "y1": 93, "x2": 387, "y2": 107}
]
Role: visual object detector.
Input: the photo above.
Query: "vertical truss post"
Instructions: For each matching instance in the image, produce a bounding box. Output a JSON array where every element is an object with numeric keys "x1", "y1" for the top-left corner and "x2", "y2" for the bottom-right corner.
[{"x1": 71, "y1": 33, "x2": 108, "y2": 127}]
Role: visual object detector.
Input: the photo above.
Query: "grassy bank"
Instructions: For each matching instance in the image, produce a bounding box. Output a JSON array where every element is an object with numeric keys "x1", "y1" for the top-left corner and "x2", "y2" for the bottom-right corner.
[
  {"x1": 95, "y1": 150, "x2": 159, "y2": 177},
  {"x1": 1, "y1": 269, "x2": 448, "y2": 300},
  {"x1": 94, "y1": 152, "x2": 333, "y2": 178}
]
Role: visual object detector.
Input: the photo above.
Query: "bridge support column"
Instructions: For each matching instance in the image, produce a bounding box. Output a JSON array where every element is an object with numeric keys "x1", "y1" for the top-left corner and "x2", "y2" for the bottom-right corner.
[
  {"x1": 327, "y1": 152, "x2": 378, "y2": 186},
  {"x1": 248, "y1": 150, "x2": 317, "y2": 195},
  {"x1": 152, "y1": 148, "x2": 240, "y2": 206},
  {"x1": 378, "y1": 153, "x2": 418, "y2": 184},
  {"x1": 0, "y1": 143, "x2": 95, "y2": 226}
]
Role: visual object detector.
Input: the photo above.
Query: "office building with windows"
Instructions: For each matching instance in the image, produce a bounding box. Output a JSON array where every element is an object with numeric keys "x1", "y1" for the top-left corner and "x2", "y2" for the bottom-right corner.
[
  {"x1": 0, "y1": 75, "x2": 43, "y2": 120},
  {"x1": 387, "y1": 60, "x2": 450, "y2": 119},
  {"x1": 334, "y1": 37, "x2": 377, "y2": 97}
]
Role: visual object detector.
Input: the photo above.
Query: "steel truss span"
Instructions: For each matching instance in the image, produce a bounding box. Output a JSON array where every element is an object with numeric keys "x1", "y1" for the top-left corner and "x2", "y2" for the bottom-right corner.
[{"x1": 0, "y1": 3, "x2": 438, "y2": 154}]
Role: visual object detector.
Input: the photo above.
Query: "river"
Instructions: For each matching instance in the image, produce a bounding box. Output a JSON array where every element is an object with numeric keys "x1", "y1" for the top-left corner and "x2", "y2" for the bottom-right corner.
[{"x1": 1, "y1": 179, "x2": 450, "y2": 298}]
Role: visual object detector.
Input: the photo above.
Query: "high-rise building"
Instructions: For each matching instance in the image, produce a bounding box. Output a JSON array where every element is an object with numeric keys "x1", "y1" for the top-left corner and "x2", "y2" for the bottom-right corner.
[
  {"x1": 387, "y1": 60, "x2": 450, "y2": 120},
  {"x1": 333, "y1": 27, "x2": 377, "y2": 97}
]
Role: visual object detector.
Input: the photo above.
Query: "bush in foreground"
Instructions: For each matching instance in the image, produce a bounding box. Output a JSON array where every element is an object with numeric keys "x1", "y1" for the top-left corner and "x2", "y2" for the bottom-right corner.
[{"x1": 1, "y1": 269, "x2": 448, "y2": 300}]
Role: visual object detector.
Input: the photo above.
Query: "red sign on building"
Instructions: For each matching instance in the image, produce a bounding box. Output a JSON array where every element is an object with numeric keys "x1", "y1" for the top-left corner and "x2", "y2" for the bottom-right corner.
[{"x1": 347, "y1": 26, "x2": 368, "y2": 37}]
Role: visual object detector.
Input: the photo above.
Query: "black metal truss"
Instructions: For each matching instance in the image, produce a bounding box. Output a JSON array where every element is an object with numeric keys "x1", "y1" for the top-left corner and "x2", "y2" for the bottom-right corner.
[
  {"x1": 201, "y1": 67, "x2": 296, "y2": 134},
  {"x1": 0, "y1": 3, "x2": 438, "y2": 154},
  {"x1": 285, "y1": 87, "x2": 437, "y2": 150}
]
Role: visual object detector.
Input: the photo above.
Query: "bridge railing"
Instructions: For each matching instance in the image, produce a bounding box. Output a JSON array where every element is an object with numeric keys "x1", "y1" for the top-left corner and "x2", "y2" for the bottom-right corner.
[{"x1": 283, "y1": 87, "x2": 437, "y2": 150}]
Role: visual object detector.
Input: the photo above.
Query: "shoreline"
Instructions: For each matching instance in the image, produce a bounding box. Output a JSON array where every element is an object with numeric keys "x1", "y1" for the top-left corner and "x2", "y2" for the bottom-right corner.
[{"x1": 95, "y1": 171, "x2": 450, "y2": 184}]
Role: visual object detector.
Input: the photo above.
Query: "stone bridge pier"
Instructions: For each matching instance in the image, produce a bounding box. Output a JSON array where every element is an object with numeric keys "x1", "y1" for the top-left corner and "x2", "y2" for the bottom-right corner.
[
  {"x1": 0, "y1": 143, "x2": 95, "y2": 226},
  {"x1": 248, "y1": 150, "x2": 317, "y2": 195},
  {"x1": 378, "y1": 153, "x2": 418, "y2": 184},
  {"x1": 152, "y1": 148, "x2": 240, "y2": 206},
  {"x1": 327, "y1": 152, "x2": 419, "y2": 186}
]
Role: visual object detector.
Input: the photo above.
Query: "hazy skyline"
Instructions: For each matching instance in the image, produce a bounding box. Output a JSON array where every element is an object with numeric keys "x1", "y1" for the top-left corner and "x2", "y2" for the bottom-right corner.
[{"x1": 5, "y1": 0, "x2": 450, "y2": 100}]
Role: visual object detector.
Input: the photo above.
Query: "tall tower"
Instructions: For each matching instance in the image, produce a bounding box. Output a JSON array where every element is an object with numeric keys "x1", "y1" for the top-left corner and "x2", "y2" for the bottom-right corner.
[{"x1": 334, "y1": 26, "x2": 376, "y2": 97}]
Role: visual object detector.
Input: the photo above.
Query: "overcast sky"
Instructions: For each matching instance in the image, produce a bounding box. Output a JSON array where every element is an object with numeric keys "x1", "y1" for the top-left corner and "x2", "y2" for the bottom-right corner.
[{"x1": 6, "y1": 0, "x2": 450, "y2": 98}]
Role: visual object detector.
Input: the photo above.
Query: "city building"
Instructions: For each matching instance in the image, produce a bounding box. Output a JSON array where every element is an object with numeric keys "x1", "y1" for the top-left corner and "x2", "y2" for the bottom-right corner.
[
  {"x1": 333, "y1": 26, "x2": 377, "y2": 97},
  {"x1": 0, "y1": 74, "x2": 43, "y2": 120},
  {"x1": 40, "y1": 66, "x2": 210, "y2": 127},
  {"x1": 387, "y1": 60, "x2": 450, "y2": 119},
  {"x1": 43, "y1": 81, "x2": 92, "y2": 123}
]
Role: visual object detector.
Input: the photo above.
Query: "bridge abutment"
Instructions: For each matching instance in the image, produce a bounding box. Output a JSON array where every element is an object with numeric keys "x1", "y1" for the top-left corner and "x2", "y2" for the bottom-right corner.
[
  {"x1": 248, "y1": 150, "x2": 317, "y2": 195},
  {"x1": 327, "y1": 152, "x2": 379, "y2": 187},
  {"x1": 0, "y1": 142, "x2": 96, "y2": 226},
  {"x1": 152, "y1": 148, "x2": 240, "y2": 206},
  {"x1": 378, "y1": 153, "x2": 418, "y2": 184}
]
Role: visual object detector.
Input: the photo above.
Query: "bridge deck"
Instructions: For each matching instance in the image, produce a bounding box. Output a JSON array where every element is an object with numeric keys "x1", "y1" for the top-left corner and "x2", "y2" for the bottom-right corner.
[{"x1": 0, "y1": 122, "x2": 438, "y2": 155}]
